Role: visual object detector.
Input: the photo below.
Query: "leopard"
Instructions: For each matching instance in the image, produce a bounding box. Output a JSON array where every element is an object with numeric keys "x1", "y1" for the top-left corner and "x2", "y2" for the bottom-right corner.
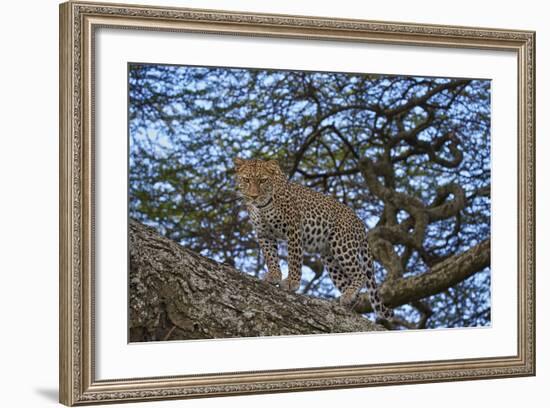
[{"x1": 233, "y1": 158, "x2": 393, "y2": 321}]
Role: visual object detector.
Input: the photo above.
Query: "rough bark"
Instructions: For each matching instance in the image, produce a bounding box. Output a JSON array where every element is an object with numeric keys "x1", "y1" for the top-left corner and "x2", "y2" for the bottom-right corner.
[
  {"x1": 354, "y1": 239, "x2": 490, "y2": 313},
  {"x1": 129, "y1": 219, "x2": 383, "y2": 342}
]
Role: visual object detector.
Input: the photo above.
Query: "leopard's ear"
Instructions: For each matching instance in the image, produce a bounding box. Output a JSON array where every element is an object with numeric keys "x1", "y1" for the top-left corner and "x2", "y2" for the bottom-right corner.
[
  {"x1": 265, "y1": 159, "x2": 284, "y2": 176},
  {"x1": 233, "y1": 157, "x2": 246, "y2": 171}
]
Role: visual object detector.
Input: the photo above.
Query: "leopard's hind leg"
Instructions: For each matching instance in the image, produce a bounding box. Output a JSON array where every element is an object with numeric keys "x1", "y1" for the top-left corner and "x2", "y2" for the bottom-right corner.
[
  {"x1": 321, "y1": 254, "x2": 351, "y2": 296},
  {"x1": 361, "y1": 244, "x2": 394, "y2": 321},
  {"x1": 326, "y1": 230, "x2": 365, "y2": 308}
]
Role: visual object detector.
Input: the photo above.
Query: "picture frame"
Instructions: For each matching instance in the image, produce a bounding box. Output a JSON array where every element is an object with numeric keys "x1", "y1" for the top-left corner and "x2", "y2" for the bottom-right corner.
[{"x1": 59, "y1": 0, "x2": 536, "y2": 405}]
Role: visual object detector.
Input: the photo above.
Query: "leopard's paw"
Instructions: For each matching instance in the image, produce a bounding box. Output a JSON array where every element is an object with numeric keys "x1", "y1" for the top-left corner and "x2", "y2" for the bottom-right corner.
[
  {"x1": 264, "y1": 270, "x2": 282, "y2": 285},
  {"x1": 338, "y1": 294, "x2": 357, "y2": 309},
  {"x1": 280, "y1": 278, "x2": 300, "y2": 292}
]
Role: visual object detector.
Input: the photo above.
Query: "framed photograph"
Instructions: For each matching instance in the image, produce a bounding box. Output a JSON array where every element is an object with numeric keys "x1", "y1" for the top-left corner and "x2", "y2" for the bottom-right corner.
[{"x1": 59, "y1": 1, "x2": 535, "y2": 405}]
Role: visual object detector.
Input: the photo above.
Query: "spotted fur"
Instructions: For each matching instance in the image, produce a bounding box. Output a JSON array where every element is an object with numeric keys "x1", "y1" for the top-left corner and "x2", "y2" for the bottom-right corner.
[{"x1": 234, "y1": 158, "x2": 393, "y2": 321}]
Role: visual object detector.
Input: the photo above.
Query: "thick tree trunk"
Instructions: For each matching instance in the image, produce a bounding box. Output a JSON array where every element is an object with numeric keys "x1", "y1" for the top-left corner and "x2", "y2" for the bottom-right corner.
[{"x1": 129, "y1": 219, "x2": 383, "y2": 342}]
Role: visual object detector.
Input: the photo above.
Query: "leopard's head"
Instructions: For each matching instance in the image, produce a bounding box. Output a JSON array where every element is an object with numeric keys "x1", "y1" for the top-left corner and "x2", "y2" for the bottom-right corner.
[{"x1": 233, "y1": 158, "x2": 284, "y2": 206}]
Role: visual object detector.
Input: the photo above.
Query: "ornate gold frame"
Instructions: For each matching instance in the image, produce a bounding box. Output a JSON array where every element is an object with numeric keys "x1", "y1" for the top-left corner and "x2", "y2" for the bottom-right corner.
[{"x1": 59, "y1": 1, "x2": 536, "y2": 405}]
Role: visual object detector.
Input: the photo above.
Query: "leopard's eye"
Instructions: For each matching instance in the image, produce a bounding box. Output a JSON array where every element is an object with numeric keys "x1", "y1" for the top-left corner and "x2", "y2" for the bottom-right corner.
[
  {"x1": 259, "y1": 177, "x2": 268, "y2": 184},
  {"x1": 241, "y1": 177, "x2": 250, "y2": 184}
]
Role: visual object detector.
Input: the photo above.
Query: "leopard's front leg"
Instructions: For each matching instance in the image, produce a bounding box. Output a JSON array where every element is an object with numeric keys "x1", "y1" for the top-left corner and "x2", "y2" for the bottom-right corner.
[
  {"x1": 280, "y1": 226, "x2": 303, "y2": 292},
  {"x1": 258, "y1": 238, "x2": 282, "y2": 284}
]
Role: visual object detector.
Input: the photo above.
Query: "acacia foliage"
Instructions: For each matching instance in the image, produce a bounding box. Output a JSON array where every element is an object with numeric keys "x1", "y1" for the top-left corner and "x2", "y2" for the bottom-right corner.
[{"x1": 129, "y1": 63, "x2": 491, "y2": 329}]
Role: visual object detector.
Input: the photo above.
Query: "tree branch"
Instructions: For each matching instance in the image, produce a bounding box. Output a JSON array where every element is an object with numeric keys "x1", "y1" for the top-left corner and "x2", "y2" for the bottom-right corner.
[
  {"x1": 129, "y1": 219, "x2": 384, "y2": 342},
  {"x1": 354, "y1": 239, "x2": 490, "y2": 313}
]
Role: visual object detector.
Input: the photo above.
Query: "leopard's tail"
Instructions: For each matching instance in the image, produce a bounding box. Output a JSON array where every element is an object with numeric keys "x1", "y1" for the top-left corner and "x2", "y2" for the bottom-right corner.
[{"x1": 361, "y1": 244, "x2": 394, "y2": 322}]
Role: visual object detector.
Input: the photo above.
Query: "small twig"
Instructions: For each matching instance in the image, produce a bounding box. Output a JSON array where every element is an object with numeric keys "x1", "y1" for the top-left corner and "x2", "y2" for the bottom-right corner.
[
  {"x1": 412, "y1": 300, "x2": 434, "y2": 329},
  {"x1": 162, "y1": 324, "x2": 177, "y2": 341},
  {"x1": 387, "y1": 317, "x2": 416, "y2": 330}
]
